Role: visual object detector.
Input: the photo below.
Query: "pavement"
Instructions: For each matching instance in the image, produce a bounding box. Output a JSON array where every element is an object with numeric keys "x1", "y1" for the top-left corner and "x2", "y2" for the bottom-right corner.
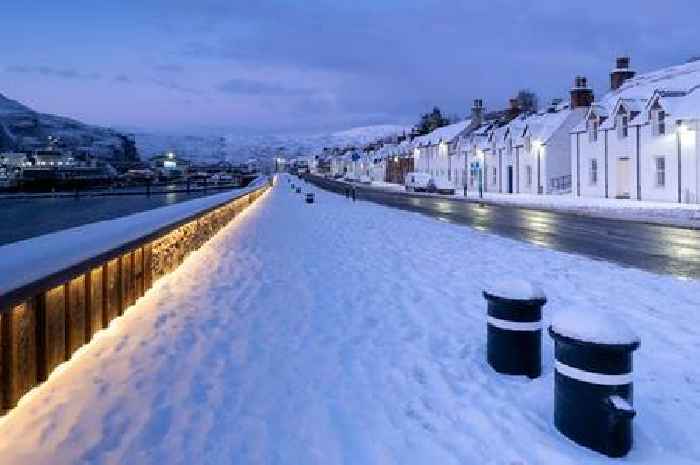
[{"x1": 307, "y1": 175, "x2": 700, "y2": 278}]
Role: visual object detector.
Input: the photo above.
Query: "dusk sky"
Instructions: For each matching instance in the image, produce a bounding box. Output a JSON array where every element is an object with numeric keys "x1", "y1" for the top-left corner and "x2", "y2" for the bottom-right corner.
[{"x1": 2, "y1": 0, "x2": 699, "y2": 135}]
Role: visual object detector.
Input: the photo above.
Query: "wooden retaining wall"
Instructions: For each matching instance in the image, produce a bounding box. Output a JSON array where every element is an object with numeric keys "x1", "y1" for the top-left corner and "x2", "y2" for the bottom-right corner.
[{"x1": 0, "y1": 181, "x2": 269, "y2": 411}]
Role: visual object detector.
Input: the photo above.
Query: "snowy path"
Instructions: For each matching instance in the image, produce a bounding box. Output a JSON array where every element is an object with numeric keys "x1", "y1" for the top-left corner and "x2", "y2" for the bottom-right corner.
[{"x1": 1, "y1": 175, "x2": 699, "y2": 464}]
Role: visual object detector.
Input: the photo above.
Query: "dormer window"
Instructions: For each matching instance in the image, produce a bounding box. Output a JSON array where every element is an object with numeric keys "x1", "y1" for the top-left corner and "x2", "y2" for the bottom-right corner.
[
  {"x1": 617, "y1": 114, "x2": 629, "y2": 139},
  {"x1": 588, "y1": 118, "x2": 598, "y2": 142},
  {"x1": 652, "y1": 109, "x2": 666, "y2": 136}
]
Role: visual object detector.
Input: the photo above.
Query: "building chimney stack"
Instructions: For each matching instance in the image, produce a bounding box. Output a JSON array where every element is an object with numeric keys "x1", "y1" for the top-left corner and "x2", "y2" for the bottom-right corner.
[
  {"x1": 610, "y1": 56, "x2": 636, "y2": 90},
  {"x1": 471, "y1": 99, "x2": 484, "y2": 125},
  {"x1": 570, "y1": 75, "x2": 594, "y2": 108}
]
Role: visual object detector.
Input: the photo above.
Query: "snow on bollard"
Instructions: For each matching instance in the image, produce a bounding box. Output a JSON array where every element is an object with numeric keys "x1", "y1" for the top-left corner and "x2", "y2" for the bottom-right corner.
[
  {"x1": 548, "y1": 310, "x2": 640, "y2": 458},
  {"x1": 483, "y1": 279, "x2": 546, "y2": 379},
  {"x1": 305, "y1": 192, "x2": 315, "y2": 204},
  {"x1": 296, "y1": 187, "x2": 302, "y2": 194}
]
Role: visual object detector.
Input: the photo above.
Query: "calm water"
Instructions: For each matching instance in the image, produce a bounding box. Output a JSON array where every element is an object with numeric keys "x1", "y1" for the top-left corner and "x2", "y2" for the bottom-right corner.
[{"x1": 0, "y1": 189, "x2": 238, "y2": 246}]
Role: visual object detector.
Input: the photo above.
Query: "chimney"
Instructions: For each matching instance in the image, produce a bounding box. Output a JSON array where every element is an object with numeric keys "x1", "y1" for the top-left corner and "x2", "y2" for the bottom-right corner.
[
  {"x1": 471, "y1": 99, "x2": 484, "y2": 126},
  {"x1": 504, "y1": 98, "x2": 521, "y2": 122},
  {"x1": 610, "y1": 56, "x2": 636, "y2": 90},
  {"x1": 570, "y1": 76, "x2": 594, "y2": 108}
]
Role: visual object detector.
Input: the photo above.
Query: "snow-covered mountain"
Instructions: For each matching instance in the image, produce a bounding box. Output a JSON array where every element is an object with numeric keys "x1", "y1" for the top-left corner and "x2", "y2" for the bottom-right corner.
[
  {"x1": 0, "y1": 93, "x2": 137, "y2": 161},
  {"x1": 133, "y1": 124, "x2": 410, "y2": 164}
]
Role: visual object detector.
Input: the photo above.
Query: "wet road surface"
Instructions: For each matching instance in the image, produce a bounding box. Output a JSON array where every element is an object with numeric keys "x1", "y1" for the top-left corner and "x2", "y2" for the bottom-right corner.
[{"x1": 307, "y1": 176, "x2": 700, "y2": 278}]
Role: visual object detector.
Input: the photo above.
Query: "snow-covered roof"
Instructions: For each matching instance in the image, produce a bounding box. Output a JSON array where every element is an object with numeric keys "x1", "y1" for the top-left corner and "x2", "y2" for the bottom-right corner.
[
  {"x1": 520, "y1": 109, "x2": 575, "y2": 145},
  {"x1": 414, "y1": 119, "x2": 471, "y2": 147},
  {"x1": 575, "y1": 60, "x2": 700, "y2": 132}
]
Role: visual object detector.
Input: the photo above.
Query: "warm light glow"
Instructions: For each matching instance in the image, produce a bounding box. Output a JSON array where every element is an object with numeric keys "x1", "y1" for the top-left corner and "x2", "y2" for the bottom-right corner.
[{"x1": 678, "y1": 122, "x2": 696, "y2": 146}]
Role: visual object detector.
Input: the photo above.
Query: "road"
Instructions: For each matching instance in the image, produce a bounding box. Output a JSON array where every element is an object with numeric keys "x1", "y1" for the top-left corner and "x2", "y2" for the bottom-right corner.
[{"x1": 307, "y1": 175, "x2": 700, "y2": 278}]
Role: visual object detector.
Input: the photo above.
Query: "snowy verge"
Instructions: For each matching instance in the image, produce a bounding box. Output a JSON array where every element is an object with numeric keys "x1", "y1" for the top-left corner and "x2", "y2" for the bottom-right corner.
[{"x1": 0, "y1": 176, "x2": 268, "y2": 296}]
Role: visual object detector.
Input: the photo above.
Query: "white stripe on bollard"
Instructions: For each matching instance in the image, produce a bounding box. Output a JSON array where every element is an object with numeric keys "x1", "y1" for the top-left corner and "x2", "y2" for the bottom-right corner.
[
  {"x1": 555, "y1": 361, "x2": 633, "y2": 386},
  {"x1": 487, "y1": 316, "x2": 541, "y2": 332}
]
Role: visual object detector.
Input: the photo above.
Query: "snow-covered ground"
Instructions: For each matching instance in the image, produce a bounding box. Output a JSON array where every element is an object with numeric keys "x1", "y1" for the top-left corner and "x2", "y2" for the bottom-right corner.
[
  {"x1": 1, "y1": 174, "x2": 699, "y2": 464},
  {"x1": 352, "y1": 178, "x2": 700, "y2": 228}
]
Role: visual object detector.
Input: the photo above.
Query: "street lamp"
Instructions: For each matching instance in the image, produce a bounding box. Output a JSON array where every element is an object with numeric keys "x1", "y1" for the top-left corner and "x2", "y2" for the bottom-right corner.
[
  {"x1": 478, "y1": 149, "x2": 485, "y2": 199},
  {"x1": 532, "y1": 140, "x2": 543, "y2": 194}
]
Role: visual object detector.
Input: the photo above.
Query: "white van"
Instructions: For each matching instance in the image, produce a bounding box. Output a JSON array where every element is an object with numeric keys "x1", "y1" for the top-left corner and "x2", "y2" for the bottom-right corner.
[
  {"x1": 404, "y1": 172, "x2": 431, "y2": 192},
  {"x1": 428, "y1": 177, "x2": 456, "y2": 195}
]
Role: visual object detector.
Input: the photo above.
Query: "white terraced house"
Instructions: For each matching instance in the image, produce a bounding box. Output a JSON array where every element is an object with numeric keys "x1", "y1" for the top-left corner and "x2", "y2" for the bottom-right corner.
[
  {"x1": 572, "y1": 56, "x2": 700, "y2": 203},
  {"x1": 464, "y1": 84, "x2": 589, "y2": 196},
  {"x1": 413, "y1": 117, "x2": 473, "y2": 190}
]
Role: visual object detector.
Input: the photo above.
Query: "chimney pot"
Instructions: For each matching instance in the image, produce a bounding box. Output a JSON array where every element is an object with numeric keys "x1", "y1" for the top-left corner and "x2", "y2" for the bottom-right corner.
[
  {"x1": 616, "y1": 56, "x2": 630, "y2": 69},
  {"x1": 611, "y1": 56, "x2": 636, "y2": 90},
  {"x1": 570, "y1": 75, "x2": 594, "y2": 109}
]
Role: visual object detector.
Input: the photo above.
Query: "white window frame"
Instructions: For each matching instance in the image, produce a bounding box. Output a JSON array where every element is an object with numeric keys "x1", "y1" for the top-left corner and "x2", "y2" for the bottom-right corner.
[
  {"x1": 617, "y1": 115, "x2": 628, "y2": 139},
  {"x1": 588, "y1": 119, "x2": 598, "y2": 142},
  {"x1": 492, "y1": 166, "x2": 497, "y2": 185},
  {"x1": 655, "y1": 156, "x2": 666, "y2": 187},
  {"x1": 590, "y1": 158, "x2": 598, "y2": 185},
  {"x1": 652, "y1": 109, "x2": 666, "y2": 136}
]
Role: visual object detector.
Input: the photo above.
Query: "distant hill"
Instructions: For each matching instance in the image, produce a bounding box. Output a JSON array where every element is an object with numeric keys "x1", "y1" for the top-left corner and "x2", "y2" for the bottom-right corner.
[
  {"x1": 132, "y1": 124, "x2": 410, "y2": 164},
  {"x1": 0, "y1": 93, "x2": 138, "y2": 161}
]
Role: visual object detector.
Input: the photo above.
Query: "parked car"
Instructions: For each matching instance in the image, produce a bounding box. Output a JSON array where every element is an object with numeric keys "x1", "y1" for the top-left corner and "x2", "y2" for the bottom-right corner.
[
  {"x1": 333, "y1": 173, "x2": 344, "y2": 179},
  {"x1": 359, "y1": 175, "x2": 371, "y2": 185},
  {"x1": 404, "y1": 172, "x2": 431, "y2": 192},
  {"x1": 428, "y1": 177, "x2": 456, "y2": 195},
  {"x1": 344, "y1": 173, "x2": 360, "y2": 183}
]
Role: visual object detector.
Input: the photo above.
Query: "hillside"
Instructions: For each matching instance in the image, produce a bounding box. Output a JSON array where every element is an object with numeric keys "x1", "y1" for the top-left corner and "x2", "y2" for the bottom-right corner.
[
  {"x1": 133, "y1": 124, "x2": 409, "y2": 164},
  {"x1": 0, "y1": 93, "x2": 138, "y2": 161}
]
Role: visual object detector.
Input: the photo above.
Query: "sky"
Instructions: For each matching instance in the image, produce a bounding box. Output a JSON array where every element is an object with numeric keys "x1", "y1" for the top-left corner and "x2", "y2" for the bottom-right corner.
[{"x1": 1, "y1": 0, "x2": 699, "y2": 135}]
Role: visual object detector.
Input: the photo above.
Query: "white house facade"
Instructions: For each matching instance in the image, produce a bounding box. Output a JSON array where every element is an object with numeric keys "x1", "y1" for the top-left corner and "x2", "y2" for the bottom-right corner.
[
  {"x1": 572, "y1": 57, "x2": 700, "y2": 203},
  {"x1": 413, "y1": 118, "x2": 472, "y2": 189},
  {"x1": 463, "y1": 82, "x2": 589, "y2": 197}
]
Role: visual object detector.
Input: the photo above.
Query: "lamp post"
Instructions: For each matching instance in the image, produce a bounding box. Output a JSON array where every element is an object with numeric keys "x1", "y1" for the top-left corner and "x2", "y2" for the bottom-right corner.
[
  {"x1": 478, "y1": 149, "x2": 484, "y2": 199},
  {"x1": 533, "y1": 140, "x2": 543, "y2": 195}
]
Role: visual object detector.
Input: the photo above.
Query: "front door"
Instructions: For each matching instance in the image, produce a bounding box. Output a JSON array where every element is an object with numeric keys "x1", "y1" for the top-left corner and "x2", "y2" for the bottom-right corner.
[
  {"x1": 616, "y1": 158, "x2": 631, "y2": 198},
  {"x1": 507, "y1": 166, "x2": 513, "y2": 193}
]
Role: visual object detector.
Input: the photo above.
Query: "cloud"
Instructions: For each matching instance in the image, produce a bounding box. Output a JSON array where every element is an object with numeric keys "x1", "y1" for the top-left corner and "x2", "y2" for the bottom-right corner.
[
  {"x1": 6, "y1": 65, "x2": 101, "y2": 80},
  {"x1": 217, "y1": 78, "x2": 315, "y2": 97},
  {"x1": 153, "y1": 79, "x2": 202, "y2": 95},
  {"x1": 154, "y1": 64, "x2": 185, "y2": 73}
]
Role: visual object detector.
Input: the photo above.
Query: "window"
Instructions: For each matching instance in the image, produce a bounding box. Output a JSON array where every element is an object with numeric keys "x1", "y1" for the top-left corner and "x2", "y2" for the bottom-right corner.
[
  {"x1": 525, "y1": 136, "x2": 532, "y2": 153},
  {"x1": 652, "y1": 110, "x2": 666, "y2": 136},
  {"x1": 617, "y1": 115, "x2": 628, "y2": 139},
  {"x1": 590, "y1": 159, "x2": 598, "y2": 185},
  {"x1": 588, "y1": 119, "x2": 598, "y2": 142},
  {"x1": 655, "y1": 157, "x2": 666, "y2": 187},
  {"x1": 492, "y1": 167, "x2": 497, "y2": 185},
  {"x1": 526, "y1": 166, "x2": 532, "y2": 186}
]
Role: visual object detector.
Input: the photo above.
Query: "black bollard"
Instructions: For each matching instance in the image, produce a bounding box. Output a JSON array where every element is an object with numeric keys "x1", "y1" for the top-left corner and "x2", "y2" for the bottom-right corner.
[
  {"x1": 305, "y1": 192, "x2": 315, "y2": 204},
  {"x1": 483, "y1": 280, "x2": 546, "y2": 378},
  {"x1": 549, "y1": 311, "x2": 640, "y2": 458},
  {"x1": 351, "y1": 187, "x2": 356, "y2": 201}
]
